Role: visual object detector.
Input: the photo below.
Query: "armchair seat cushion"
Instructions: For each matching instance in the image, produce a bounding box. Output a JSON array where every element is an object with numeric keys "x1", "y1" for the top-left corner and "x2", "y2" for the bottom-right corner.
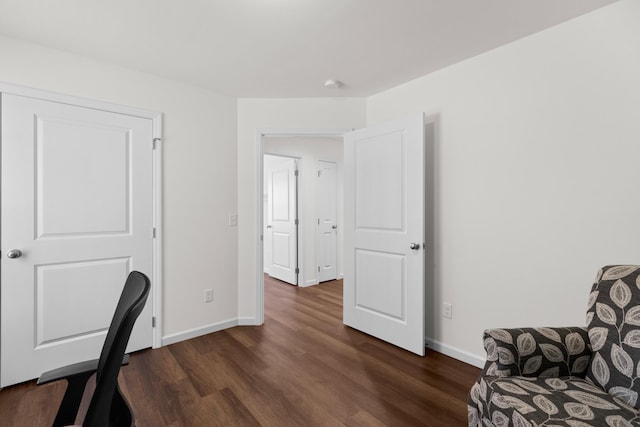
[{"x1": 469, "y1": 376, "x2": 640, "y2": 426}]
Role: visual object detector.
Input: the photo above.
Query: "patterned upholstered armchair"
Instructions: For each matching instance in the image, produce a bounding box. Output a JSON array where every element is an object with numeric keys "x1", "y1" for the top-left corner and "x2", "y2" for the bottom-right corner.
[{"x1": 468, "y1": 265, "x2": 640, "y2": 426}]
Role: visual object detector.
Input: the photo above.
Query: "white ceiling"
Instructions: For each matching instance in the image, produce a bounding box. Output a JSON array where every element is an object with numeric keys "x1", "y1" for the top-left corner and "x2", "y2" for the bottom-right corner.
[{"x1": 0, "y1": 0, "x2": 617, "y2": 98}]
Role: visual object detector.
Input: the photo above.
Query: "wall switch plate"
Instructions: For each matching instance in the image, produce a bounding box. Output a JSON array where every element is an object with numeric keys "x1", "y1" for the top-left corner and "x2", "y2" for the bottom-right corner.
[
  {"x1": 204, "y1": 289, "x2": 214, "y2": 303},
  {"x1": 229, "y1": 214, "x2": 238, "y2": 226},
  {"x1": 443, "y1": 302, "x2": 453, "y2": 319}
]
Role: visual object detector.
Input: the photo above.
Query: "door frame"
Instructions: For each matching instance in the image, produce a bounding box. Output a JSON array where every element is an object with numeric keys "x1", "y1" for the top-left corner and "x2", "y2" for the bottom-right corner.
[
  {"x1": 0, "y1": 82, "x2": 164, "y2": 349},
  {"x1": 255, "y1": 129, "x2": 350, "y2": 324}
]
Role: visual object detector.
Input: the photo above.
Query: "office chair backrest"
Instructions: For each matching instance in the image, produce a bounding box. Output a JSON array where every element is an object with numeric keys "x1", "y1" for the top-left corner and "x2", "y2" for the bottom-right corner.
[{"x1": 84, "y1": 271, "x2": 150, "y2": 426}]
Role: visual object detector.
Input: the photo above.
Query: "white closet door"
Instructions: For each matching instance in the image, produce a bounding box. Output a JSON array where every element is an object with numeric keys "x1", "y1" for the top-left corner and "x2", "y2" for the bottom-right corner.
[{"x1": 1, "y1": 93, "x2": 154, "y2": 386}]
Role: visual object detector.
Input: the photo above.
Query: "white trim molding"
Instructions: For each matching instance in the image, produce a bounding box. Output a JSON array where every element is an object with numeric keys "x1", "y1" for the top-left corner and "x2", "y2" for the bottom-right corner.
[
  {"x1": 237, "y1": 317, "x2": 261, "y2": 326},
  {"x1": 151, "y1": 116, "x2": 164, "y2": 349},
  {"x1": 162, "y1": 318, "x2": 239, "y2": 346},
  {"x1": 425, "y1": 337, "x2": 485, "y2": 368},
  {"x1": 303, "y1": 279, "x2": 319, "y2": 287}
]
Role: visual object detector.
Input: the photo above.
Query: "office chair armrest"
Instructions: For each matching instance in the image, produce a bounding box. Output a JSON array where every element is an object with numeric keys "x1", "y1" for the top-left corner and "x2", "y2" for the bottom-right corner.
[
  {"x1": 36, "y1": 355, "x2": 130, "y2": 426},
  {"x1": 37, "y1": 354, "x2": 130, "y2": 385},
  {"x1": 38, "y1": 359, "x2": 101, "y2": 426},
  {"x1": 37, "y1": 359, "x2": 99, "y2": 386}
]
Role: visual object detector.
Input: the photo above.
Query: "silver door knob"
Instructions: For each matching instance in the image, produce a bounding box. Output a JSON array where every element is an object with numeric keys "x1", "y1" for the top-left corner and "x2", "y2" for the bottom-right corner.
[
  {"x1": 409, "y1": 243, "x2": 420, "y2": 250},
  {"x1": 7, "y1": 249, "x2": 22, "y2": 259},
  {"x1": 332, "y1": 225, "x2": 337, "y2": 229}
]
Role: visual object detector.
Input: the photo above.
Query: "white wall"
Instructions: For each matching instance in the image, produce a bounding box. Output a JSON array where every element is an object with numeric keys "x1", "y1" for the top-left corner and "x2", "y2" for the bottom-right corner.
[
  {"x1": 367, "y1": 0, "x2": 640, "y2": 366},
  {"x1": 264, "y1": 137, "x2": 344, "y2": 286},
  {"x1": 5, "y1": 0, "x2": 634, "y2": 369},
  {"x1": 237, "y1": 98, "x2": 366, "y2": 320},
  {"x1": 0, "y1": 35, "x2": 238, "y2": 342}
]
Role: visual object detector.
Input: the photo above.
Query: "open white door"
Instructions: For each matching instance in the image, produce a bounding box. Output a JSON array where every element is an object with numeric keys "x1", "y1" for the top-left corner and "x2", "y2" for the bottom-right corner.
[
  {"x1": 1, "y1": 93, "x2": 154, "y2": 386},
  {"x1": 317, "y1": 160, "x2": 338, "y2": 282},
  {"x1": 267, "y1": 156, "x2": 298, "y2": 285},
  {"x1": 343, "y1": 113, "x2": 425, "y2": 355}
]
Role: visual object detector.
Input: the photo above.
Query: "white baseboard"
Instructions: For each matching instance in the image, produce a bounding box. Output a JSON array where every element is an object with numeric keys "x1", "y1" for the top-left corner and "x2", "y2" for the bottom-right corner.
[
  {"x1": 301, "y1": 279, "x2": 319, "y2": 287},
  {"x1": 426, "y1": 337, "x2": 485, "y2": 368},
  {"x1": 160, "y1": 319, "x2": 486, "y2": 371},
  {"x1": 161, "y1": 318, "x2": 238, "y2": 346},
  {"x1": 237, "y1": 317, "x2": 261, "y2": 326}
]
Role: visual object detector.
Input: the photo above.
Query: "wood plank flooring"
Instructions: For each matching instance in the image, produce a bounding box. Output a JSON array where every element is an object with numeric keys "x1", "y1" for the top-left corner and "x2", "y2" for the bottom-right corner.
[{"x1": 0, "y1": 276, "x2": 481, "y2": 426}]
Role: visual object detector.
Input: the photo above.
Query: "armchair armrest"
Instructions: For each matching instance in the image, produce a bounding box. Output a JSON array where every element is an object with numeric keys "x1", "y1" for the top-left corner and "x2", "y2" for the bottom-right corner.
[{"x1": 481, "y1": 327, "x2": 591, "y2": 378}]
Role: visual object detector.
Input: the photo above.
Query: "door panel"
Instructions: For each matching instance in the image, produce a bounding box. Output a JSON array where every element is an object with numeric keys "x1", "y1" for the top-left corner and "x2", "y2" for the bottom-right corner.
[
  {"x1": 37, "y1": 116, "x2": 130, "y2": 236},
  {"x1": 272, "y1": 232, "x2": 292, "y2": 269},
  {"x1": 36, "y1": 258, "x2": 131, "y2": 347},
  {"x1": 355, "y1": 133, "x2": 404, "y2": 230},
  {"x1": 267, "y1": 156, "x2": 298, "y2": 285},
  {"x1": 344, "y1": 114, "x2": 425, "y2": 356},
  {"x1": 355, "y1": 250, "x2": 404, "y2": 320},
  {"x1": 317, "y1": 160, "x2": 338, "y2": 282},
  {"x1": 1, "y1": 93, "x2": 153, "y2": 386}
]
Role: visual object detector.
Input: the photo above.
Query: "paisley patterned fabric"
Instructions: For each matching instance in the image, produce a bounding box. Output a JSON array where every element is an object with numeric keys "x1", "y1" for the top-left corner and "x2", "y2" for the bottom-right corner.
[
  {"x1": 481, "y1": 327, "x2": 591, "y2": 378},
  {"x1": 469, "y1": 376, "x2": 640, "y2": 426},
  {"x1": 468, "y1": 265, "x2": 640, "y2": 426},
  {"x1": 586, "y1": 265, "x2": 640, "y2": 409}
]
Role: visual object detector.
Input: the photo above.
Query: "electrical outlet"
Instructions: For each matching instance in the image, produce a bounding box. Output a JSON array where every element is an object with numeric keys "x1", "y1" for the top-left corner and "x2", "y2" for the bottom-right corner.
[
  {"x1": 443, "y1": 302, "x2": 453, "y2": 319},
  {"x1": 228, "y1": 214, "x2": 238, "y2": 226},
  {"x1": 204, "y1": 289, "x2": 214, "y2": 303}
]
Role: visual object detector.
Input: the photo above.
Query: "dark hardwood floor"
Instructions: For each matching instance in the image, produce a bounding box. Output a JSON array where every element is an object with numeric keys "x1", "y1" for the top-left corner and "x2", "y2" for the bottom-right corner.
[{"x1": 0, "y1": 275, "x2": 481, "y2": 426}]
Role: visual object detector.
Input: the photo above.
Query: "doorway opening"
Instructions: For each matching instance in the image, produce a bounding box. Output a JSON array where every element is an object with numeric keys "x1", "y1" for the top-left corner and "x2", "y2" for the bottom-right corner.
[{"x1": 256, "y1": 129, "x2": 349, "y2": 324}]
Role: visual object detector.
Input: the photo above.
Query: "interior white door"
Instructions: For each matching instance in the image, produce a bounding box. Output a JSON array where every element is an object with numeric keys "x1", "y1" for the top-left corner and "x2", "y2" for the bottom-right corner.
[
  {"x1": 317, "y1": 160, "x2": 338, "y2": 282},
  {"x1": 267, "y1": 156, "x2": 298, "y2": 285},
  {"x1": 1, "y1": 93, "x2": 154, "y2": 387},
  {"x1": 343, "y1": 113, "x2": 425, "y2": 355}
]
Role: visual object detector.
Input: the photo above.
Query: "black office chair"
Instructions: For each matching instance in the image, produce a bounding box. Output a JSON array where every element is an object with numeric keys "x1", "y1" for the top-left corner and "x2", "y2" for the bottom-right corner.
[{"x1": 37, "y1": 271, "x2": 151, "y2": 427}]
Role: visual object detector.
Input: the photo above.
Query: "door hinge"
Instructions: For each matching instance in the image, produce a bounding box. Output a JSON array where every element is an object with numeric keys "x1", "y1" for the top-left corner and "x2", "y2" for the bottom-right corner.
[
  {"x1": 294, "y1": 170, "x2": 299, "y2": 177},
  {"x1": 295, "y1": 219, "x2": 299, "y2": 225},
  {"x1": 318, "y1": 266, "x2": 320, "y2": 272},
  {"x1": 153, "y1": 138, "x2": 161, "y2": 149},
  {"x1": 295, "y1": 268, "x2": 300, "y2": 274},
  {"x1": 152, "y1": 227, "x2": 157, "y2": 238},
  {"x1": 318, "y1": 170, "x2": 322, "y2": 177},
  {"x1": 152, "y1": 316, "x2": 156, "y2": 327}
]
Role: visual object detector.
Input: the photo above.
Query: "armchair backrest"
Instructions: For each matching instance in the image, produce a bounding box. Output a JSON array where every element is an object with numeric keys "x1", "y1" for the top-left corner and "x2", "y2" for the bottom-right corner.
[{"x1": 586, "y1": 265, "x2": 640, "y2": 409}]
